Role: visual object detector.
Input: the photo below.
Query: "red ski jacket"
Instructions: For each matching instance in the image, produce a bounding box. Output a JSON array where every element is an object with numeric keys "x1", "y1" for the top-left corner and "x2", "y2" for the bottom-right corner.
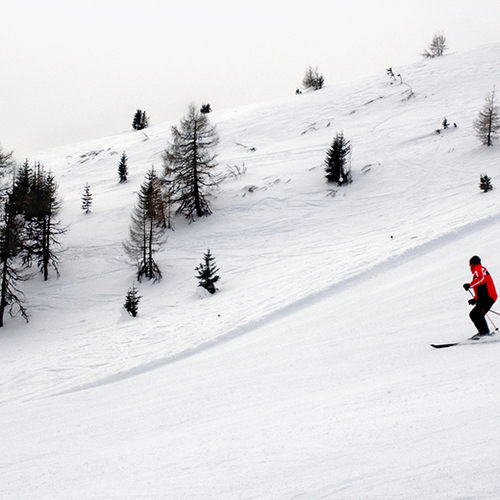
[{"x1": 470, "y1": 264, "x2": 498, "y2": 303}]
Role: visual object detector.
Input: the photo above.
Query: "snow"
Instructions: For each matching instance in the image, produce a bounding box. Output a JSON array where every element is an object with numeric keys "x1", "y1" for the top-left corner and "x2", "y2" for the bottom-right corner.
[{"x1": 2, "y1": 44, "x2": 500, "y2": 498}]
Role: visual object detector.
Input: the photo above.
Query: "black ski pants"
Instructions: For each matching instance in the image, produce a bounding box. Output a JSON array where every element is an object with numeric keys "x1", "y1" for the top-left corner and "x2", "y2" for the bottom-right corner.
[{"x1": 470, "y1": 297, "x2": 495, "y2": 333}]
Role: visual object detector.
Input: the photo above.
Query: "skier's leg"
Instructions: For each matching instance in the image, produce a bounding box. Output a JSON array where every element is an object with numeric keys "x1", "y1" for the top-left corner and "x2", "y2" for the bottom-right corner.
[{"x1": 470, "y1": 304, "x2": 489, "y2": 333}]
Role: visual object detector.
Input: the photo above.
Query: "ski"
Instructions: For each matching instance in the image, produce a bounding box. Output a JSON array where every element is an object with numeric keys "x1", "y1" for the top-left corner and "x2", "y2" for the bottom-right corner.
[
  {"x1": 431, "y1": 342, "x2": 461, "y2": 349},
  {"x1": 431, "y1": 332, "x2": 498, "y2": 349}
]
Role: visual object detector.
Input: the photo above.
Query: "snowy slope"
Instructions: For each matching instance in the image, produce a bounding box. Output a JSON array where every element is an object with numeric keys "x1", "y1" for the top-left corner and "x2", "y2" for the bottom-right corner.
[{"x1": 2, "y1": 44, "x2": 500, "y2": 499}]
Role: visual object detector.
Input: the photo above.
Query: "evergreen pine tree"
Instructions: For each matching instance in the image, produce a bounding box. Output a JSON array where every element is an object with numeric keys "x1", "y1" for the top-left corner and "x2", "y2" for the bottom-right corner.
[
  {"x1": 123, "y1": 168, "x2": 166, "y2": 282},
  {"x1": 20, "y1": 166, "x2": 67, "y2": 281},
  {"x1": 118, "y1": 152, "x2": 128, "y2": 183},
  {"x1": 124, "y1": 283, "x2": 141, "y2": 317},
  {"x1": 163, "y1": 105, "x2": 220, "y2": 220},
  {"x1": 9, "y1": 160, "x2": 32, "y2": 215},
  {"x1": 480, "y1": 174, "x2": 493, "y2": 192},
  {"x1": 302, "y1": 66, "x2": 324, "y2": 90},
  {"x1": 195, "y1": 249, "x2": 220, "y2": 294},
  {"x1": 8, "y1": 162, "x2": 66, "y2": 282},
  {"x1": 81, "y1": 183, "x2": 93, "y2": 213},
  {"x1": 474, "y1": 88, "x2": 500, "y2": 146},
  {"x1": 200, "y1": 103, "x2": 212, "y2": 114},
  {"x1": 0, "y1": 198, "x2": 30, "y2": 326},
  {"x1": 0, "y1": 148, "x2": 30, "y2": 325},
  {"x1": 324, "y1": 132, "x2": 352, "y2": 185},
  {"x1": 132, "y1": 109, "x2": 149, "y2": 131}
]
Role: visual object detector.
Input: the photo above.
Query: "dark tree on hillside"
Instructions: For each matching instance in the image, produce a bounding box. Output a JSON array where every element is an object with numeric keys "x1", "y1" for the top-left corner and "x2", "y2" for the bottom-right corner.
[
  {"x1": 9, "y1": 160, "x2": 32, "y2": 215},
  {"x1": 124, "y1": 283, "x2": 141, "y2": 317},
  {"x1": 480, "y1": 174, "x2": 493, "y2": 192},
  {"x1": 11, "y1": 165, "x2": 67, "y2": 281},
  {"x1": 0, "y1": 145, "x2": 30, "y2": 326},
  {"x1": 118, "y1": 152, "x2": 128, "y2": 183},
  {"x1": 302, "y1": 66, "x2": 324, "y2": 91},
  {"x1": 0, "y1": 200, "x2": 29, "y2": 327},
  {"x1": 163, "y1": 104, "x2": 220, "y2": 220},
  {"x1": 200, "y1": 103, "x2": 212, "y2": 114},
  {"x1": 195, "y1": 249, "x2": 220, "y2": 294},
  {"x1": 123, "y1": 168, "x2": 166, "y2": 282},
  {"x1": 325, "y1": 132, "x2": 352, "y2": 185},
  {"x1": 29, "y1": 168, "x2": 66, "y2": 280},
  {"x1": 473, "y1": 88, "x2": 500, "y2": 146},
  {"x1": 132, "y1": 109, "x2": 149, "y2": 131},
  {"x1": 81, "y1": 182, "x2": 93, "y2": 213}
]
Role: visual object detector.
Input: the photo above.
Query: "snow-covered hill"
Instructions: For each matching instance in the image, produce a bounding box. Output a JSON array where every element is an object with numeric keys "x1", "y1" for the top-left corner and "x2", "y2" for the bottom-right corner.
[{"x1": 2, "y1": 44, "x2": 500, "y2": 499}]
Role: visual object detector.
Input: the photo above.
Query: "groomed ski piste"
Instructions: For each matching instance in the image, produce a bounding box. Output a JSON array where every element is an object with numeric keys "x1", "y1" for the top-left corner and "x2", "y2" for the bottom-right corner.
[{"x1": 2, "y1": 44, "x2": 500, "y2": 499}]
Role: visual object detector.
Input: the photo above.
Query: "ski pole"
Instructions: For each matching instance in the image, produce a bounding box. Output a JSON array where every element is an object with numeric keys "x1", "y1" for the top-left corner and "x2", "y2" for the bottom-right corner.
[{"x1": 487, "y1": 314, "x2": 499, "y2": 332}]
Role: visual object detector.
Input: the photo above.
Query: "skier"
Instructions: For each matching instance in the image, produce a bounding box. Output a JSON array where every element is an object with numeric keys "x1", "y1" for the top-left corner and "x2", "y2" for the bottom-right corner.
[{"x1": 463, "y1": 256, "x2": 498, "y2": 338}]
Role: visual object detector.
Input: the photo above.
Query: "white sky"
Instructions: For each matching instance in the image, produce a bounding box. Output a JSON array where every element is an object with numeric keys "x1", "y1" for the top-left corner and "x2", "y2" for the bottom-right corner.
[{"x1": 2, "y1": 0, "x2": 500, "y2": 159}]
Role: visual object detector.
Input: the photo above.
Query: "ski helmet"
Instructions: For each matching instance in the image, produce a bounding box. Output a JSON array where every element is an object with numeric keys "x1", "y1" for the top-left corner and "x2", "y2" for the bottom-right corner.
[{"x1": 469, "y1": 255, "x2": 481, "y2": 266}]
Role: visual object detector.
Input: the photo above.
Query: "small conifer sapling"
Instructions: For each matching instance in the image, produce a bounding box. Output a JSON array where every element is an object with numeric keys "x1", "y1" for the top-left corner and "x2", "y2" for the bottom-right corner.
[
  {"x1": 325, "y1": 132, "x2": 352, "y2": 186},
  {"x1": 195, "y1": 249, "x2": 220, "y2": 294},
  {"x1": 118, "y1": 152, "x2": 128, "y2": 183},
  {"x1": 124, "y1": 284, "x2": 141, "y2": 317},
  {"x1": 480, "y1": 174, "x2": 493, "y2": 193},
  {"x1": 81, "y1": 183, "x2": 93, "y2": 213}
]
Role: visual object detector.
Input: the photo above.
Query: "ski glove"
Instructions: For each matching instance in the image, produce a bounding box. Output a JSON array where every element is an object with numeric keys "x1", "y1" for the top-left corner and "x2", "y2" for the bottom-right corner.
[
  {"x1": 463, "y1": 283, "x2": 471, "y2": 291},
  {"x1": 468, "y1": 298, "x2": 476, "y2": 305}
]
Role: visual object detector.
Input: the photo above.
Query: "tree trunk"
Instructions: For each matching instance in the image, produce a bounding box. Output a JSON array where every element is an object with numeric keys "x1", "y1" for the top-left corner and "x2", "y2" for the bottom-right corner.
[
  {"x1": 148, "y1": 217, "x2": 154, "y2": 279},
  {"x1": 42, "y1": 215, "x2": 49, "y2": 281},
  {"x1": 0, "y1": 257, "x2": 9, "y2": 327}
]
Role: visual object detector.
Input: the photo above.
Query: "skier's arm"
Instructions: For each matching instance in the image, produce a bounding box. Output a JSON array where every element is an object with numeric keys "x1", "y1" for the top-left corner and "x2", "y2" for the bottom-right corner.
[{"x1": 471, "y1": 268, "x2": 486, "y2": 287}]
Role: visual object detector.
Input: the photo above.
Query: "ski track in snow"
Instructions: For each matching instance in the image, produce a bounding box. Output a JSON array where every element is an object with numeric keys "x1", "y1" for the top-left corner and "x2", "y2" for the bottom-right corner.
[{"x1": 35, "y1": 207, "x2": 500, "y2": 401}]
